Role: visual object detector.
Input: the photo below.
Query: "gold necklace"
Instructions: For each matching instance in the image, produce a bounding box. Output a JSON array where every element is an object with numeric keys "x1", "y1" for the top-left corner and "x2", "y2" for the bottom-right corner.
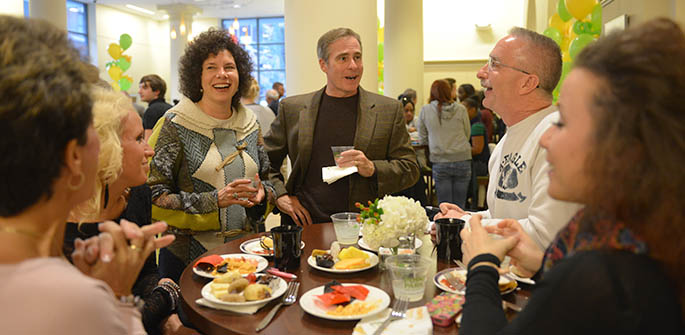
[{"x1": 0, "y1": 226, "x2": 41, "y2": 240}]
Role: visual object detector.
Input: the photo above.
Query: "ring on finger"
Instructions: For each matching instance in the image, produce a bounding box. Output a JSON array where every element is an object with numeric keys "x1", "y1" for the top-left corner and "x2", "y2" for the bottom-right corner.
[
  {"x1": 232, "y1": 192, "x2": 239, "y2": 199},
  {"x1": 129, "y1": 244, "x2": 142, "y2": 252}
]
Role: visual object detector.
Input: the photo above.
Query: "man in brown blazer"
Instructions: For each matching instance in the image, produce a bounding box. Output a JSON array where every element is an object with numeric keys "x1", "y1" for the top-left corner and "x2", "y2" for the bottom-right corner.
[{"x1": 264, "y1": 27, "x2": 419, "y2": 225}]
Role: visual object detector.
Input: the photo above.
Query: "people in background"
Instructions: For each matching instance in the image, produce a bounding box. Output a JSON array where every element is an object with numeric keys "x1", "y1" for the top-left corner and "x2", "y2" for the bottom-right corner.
[
  {"x1": 475, "y1": 90, "x2": 496, "y2": 143},
  {"x1": 459, "y1": 18, "x2": 685, "y2": 334},
  {"x1": 273, "y1": 81, "x2": 285, "y2": 99},
  {"x1": 457, "y1": 83, "x2": 476, "y2": 102},
  {"x1": 0, "y1": 15, "x2": 171, "y2": 334},
  {"x1": 402, "y1": 88, "x2": 418, "y2": 106},
  {"x1": 445, "y1": 78, "x2": 458, "y2": 102},
  {"x1": 434, "y1": 27, "x2": 582, "y2": 251},
  {"x1": 417, "y1": 79, "x2": 472, "y2": 208},
  {"x1": 64, "y1": 87, "x2": 196, "y2": 335},
  {"x1": 264, "y1": 27, "x2": 419, "y2": 225},
  {"x1": 462, "y1": 96, "x2": 490, "y2": 210},
  {"x1": 393, "y1": 94, "x2": 427, "y2": 205},
  {"x1": 147, "y1": 29, "x2": 274, "y2": 282},
  {"x1": 399, "y1": 94, "x2": 418, "y2": 137},
  {"x1": 266, "y1": 88, "x2": 280, "y2": 116},
  {"x1": 242, "y1": 78, "x2": 276, "y2": 133},
  {"x1": 139, "y1": 74, "x2": 172, "y2": 139}
]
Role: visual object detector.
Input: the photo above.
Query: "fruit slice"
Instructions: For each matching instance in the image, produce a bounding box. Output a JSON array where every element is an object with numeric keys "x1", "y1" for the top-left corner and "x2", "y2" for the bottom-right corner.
[
  {"x1": 311, "y1": 249, "x2": 329, "y2": 257},
  {"x1": 338, "y1": 246, "x2": 368, "y2": 260},
  {"x1": 333, "y1": 257, "x2": 368, "y2": 270}
]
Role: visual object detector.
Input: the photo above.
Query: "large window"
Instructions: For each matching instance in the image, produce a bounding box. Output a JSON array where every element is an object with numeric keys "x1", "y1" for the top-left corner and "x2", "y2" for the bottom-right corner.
[
  {"x1": 222, "y1": 17, "x2": 285, "y2": 103},
  {"x1": 66, "y1": 0, "x2": 89, "y2": 59}
]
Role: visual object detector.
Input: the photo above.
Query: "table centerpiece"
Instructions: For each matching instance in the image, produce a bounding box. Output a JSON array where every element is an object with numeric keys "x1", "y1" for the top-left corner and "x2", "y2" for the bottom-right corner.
[{"x1": 356, "y1": 195, "x2": 428, "y2": 251}]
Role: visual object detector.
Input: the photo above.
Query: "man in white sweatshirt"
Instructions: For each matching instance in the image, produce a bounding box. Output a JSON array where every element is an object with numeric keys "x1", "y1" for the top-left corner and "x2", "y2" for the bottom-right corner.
[{"x1": 435, "y1": 27, "x2": 582, "y2": 250}]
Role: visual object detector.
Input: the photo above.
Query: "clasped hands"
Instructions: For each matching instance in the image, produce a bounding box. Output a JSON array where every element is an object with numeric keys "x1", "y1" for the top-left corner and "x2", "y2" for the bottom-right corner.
[
  {"x1": 71, "y1": 219, "x2": 174, "y2": 297},
  {"x1": 335, "y1": 149, "x2": 375, "y2": 177},
  {"x1": 431, "y1": 203, "x2": 543, "y2": 277},
  {"x1": 217, "y1": 173, "x2": 265, "y2": 208}
]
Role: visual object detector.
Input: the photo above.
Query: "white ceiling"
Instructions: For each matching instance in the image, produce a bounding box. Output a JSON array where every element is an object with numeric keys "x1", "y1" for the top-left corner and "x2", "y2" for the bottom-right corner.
[{"x1": 88, "y1": 0, "x2": 284, "y2": 20}]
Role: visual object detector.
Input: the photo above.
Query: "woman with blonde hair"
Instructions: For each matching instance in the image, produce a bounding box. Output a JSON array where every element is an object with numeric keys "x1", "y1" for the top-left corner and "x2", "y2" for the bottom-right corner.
[{"x1": 242, "y1": 78, "x2": 276, "y2": 133}]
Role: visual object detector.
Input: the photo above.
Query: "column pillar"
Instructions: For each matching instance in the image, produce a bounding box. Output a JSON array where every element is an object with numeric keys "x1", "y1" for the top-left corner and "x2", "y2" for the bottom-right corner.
[
  {"x1": 30, "y1": 0, "x2": 66, "y2": 30},
  {"x1": 384, "y1": 0, "x2": 424, "y2": 104},
  {"x1": 159, "y1": 4, "x2": 201, "y2": 102},
  {"x1": 283, "y1": 0, "x2": 377, "y2": 96}
]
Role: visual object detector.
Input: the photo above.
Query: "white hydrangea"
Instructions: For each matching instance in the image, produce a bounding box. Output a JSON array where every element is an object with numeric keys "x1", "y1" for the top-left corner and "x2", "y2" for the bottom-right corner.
[{"x1": 361, "y1": 195, "x2": 428, "y2": 250}]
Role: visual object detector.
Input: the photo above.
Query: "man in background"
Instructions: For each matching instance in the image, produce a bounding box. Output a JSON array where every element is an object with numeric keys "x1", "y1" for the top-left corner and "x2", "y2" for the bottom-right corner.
[
  {"x1": 266, "y1": 89, "x2": 280, "y2": 116},
  {"x1": 139, "y1": 74, "x2": 172, "y2": 139}
]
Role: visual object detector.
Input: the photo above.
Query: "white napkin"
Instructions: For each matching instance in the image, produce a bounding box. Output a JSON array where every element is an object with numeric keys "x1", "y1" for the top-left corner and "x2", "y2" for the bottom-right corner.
[
  {"x1": 195, "y1": 298, "x2": 269, "y2": 315},
  {"x1": 352, "y1": 306, "x2": 432, "y2": 335},
  {"x1": 322, "y1": 165, "x2": 358, "y2": 184}
]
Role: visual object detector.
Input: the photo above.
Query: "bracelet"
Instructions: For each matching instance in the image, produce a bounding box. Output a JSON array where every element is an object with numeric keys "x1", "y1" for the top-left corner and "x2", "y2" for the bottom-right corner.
[
  {"x1": 467, "y1": 253, "x2": 501, "y2": 272},
  {"x1": 119, "y1": 294, "x2": 145, "y2": 312},
  {"x1": 153, "y1": 281, "x2": 180, "y2": 312}
]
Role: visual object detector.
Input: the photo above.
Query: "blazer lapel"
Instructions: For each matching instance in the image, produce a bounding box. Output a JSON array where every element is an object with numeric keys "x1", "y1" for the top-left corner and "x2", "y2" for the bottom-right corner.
[
  {"x1": 354, "y1": 87, "x2": 377, "y2": 154},
  {"x1": 296, "y1": 88, "x2": 325, "y2": 181}
]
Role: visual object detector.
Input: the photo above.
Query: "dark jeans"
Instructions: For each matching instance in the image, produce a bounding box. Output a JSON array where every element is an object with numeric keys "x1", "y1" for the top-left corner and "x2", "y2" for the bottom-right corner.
[{"x1": 432, "y1": 160, "x2": 472, "y2": 208}]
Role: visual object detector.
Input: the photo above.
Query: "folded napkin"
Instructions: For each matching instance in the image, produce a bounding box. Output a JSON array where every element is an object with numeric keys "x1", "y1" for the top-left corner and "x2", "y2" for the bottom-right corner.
[
  {"x1": 322, "y1": 165, "x2": 358, "y2": 184},
  {"x1": 352, "y1": 306, "x2": 432, "y2": 335},
  {"x1": 195, "y1": 298, "x2": 269, "y2": 314}
]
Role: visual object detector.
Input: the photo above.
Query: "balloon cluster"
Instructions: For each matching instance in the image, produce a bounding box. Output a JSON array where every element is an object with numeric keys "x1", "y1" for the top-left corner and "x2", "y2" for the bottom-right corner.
[
  {"x1": 543, "y1": 0, "x2": 601, "y2": 101},
  {"x1": 106, "y1": 34, "x2": 134, "y2": 91},
  {"x1": 377, "y1": 18, "x2": 384, "y2": 95}
]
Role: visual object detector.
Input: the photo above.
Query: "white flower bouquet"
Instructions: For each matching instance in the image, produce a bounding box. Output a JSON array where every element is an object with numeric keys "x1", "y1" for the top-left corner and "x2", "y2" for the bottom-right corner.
[{"x1": 356, "y1": 195, "x2": 428, "y2": 250}]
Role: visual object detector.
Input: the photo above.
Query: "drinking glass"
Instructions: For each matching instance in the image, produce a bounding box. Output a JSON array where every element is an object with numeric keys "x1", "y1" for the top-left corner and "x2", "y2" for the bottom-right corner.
[
  {"x1": 386, "y1": 254, "x2": 430, "y2": 302},
  {"x1": 330, "y1": 212, "x2": 360, "y2": 245},
  {"x1": 433, "y1": 218, "x2": 465, "y2": 262},
  {"x1": 271, "y1": 225, "x2": 303, "y2": 271},
  {"x1": 331, "y1": 146, "x2": 354, "y2": 167}
]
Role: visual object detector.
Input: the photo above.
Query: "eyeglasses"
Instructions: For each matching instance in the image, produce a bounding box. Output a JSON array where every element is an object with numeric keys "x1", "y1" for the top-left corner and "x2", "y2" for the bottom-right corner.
[{"x1": 487, "y1": 57, "x2": 532, "y2": 75}]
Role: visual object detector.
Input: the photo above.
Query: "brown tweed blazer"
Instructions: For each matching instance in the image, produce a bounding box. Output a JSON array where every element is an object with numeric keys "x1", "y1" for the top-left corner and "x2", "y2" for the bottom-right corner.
[{"x1": 264, "y1": 87, "x2": 420, "y2": 211}]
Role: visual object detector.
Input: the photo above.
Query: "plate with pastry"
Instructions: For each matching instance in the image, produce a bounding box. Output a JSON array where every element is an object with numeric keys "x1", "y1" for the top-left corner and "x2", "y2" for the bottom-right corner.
[
  {"x1": 201, "y1": 272, "x2": 287, "y2": 306},
  {"x1": 307, "y1": 244, "x2": 378, "y2": 273},
  {"x1": 434, "y1": 268, "x2": 517, "y2": 295},
  {"x1": 239, "y1": 236, "x2": 306, "y2": 257},
  {"x1": 193, "y1": 254, "x2": 268, "y2": 279}
]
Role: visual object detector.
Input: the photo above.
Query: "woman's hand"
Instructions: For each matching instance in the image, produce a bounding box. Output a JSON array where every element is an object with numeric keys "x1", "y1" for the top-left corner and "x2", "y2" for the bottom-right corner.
[
  {"x1": 162, "y1": 314, "x2": 200, "y2": 335},
  {"x1": 460, "y1": 215, "x2": 519, "y2": 268},
  {"x1": 217, "y1": 178, "x2": 259, "y2": 208},
  {"x1": 247, "y1": 173, "x2": 265, "y2": 205},
  {"x1": 73, "y1": 220, "x2": 174, "y2": 297},
  {"x1": 485, "y1": 219, "x2": 544, "y2": 277}
]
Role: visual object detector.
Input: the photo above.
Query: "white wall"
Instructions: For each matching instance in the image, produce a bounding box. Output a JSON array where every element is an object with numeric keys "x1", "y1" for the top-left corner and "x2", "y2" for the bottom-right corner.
[
  {"x1": 0, "y1": 0, "x2": 24, "y2": 17},
  {"x1": 95, "y1": 5, "x2": 170, "y2": 101}
]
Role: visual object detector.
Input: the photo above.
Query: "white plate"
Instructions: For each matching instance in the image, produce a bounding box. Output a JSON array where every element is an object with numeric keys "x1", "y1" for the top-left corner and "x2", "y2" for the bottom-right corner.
[
  {"x1": 507, "y1": 265, "x2": 536, "y2": 285},
  {"x1": 239, "y1": 238, "x2": 306, "y2": 257},
  {"x1": 299, "y1": 284, "x2": 390, "y2": 320},
  {"x1": 193, "y1": 254, "x2": 269, "y2": 279},
  {"x1": 307, "y1": 250, "x2": 379, "y2": 273},
  {"x1": 433, "y1": 268, "x2": 517, "y2": 295},
  {"x1": 357, "y1": 237, "x2": 423, "y2": 252},
  {"x1": 201, "y1": 274, "x2": 287, "y2": 306}
]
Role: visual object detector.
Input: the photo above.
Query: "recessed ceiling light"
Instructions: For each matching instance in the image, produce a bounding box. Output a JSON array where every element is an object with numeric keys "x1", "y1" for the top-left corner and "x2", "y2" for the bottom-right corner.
[
  {"x1": 233, "y1": 4, "x2": 241, "y2": 8},
  {"x1": 126, "y1": 4, "x2": 155, "y2": 15},
  {"x1": 68, "y1": 7, "x2": 80, "y2": 13}
]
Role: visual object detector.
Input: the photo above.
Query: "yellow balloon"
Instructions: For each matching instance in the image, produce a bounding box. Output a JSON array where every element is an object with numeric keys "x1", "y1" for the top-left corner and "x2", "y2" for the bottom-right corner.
[
  {"x1": 108, "y1": 65, "x2": 122, "y2": 82},
  {"x1": 562, "y1": 49, "x2": 572, "y2": 62},
  {"x1": 110, "y1": 81, "x2": 120, "y2": 91},
  {"x1": 565, "y1": 0, "x2": 596, "y2": 21},
  {"x1": 107, "y1": 43, "x2": 122, "y2": 59},
  {"x1": 564, "y1": 18, "x2": 576, "y2": 37},
  {"x1": 548, "y1": 13, "x2": 565, "y2": 32}
]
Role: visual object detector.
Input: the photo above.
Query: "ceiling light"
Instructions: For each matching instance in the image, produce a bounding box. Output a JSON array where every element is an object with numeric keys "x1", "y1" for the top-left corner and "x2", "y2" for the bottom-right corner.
[
  {"x1": 68, "y1": 7, "x2": 80, "y2": 13},
  {"x1": 233, "y1": 4, "x2": 241, "y2": 8},
  {"x1": 163, "y1": 14, "x2": 169, "y2": 19},
  {"x1": 126, "y1": 4, "x2": 155, "y2": 15}
]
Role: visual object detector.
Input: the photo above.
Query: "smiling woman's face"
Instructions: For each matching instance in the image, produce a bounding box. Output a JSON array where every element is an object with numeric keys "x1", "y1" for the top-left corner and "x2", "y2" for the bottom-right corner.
[
  {"x1": 200, "y1": 49, "x2": 239, "y2": 106},
  {"x1": 117, "y1": 109, "x2": 154, "y2": 188}
]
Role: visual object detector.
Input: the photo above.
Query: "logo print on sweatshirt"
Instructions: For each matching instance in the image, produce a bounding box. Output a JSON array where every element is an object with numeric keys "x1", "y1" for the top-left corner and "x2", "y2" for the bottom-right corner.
[{"x1": 495, "y1": 152, "x2": 527, "y2": 202}]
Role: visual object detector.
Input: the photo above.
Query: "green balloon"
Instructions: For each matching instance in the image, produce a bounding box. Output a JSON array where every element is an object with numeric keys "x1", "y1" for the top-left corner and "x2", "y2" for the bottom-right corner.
[
  {"x1": 569, "y1": 34, "x2": 595, "y2": 60},
  {"x1": 118, "y1": 58, "x2": 131, "y2": 72},
  {"x1": 543, "y1": 27, "x2": 562, "y2": 46},
  {"x1": 119, "y1": 77, "x2": 131, "y2": 91},
  {"x1": 119, "y1": 34, "x2": 132, "y2": 50},
  {"x1": 590, "y1": 4, "x2": 602, "y2": 34},
  {"x1": 558, "y1": 0, "x2": 573, "y2": 22},
  {"x1": 573, "y1": 21, "x2": 592, "y2": 35}
]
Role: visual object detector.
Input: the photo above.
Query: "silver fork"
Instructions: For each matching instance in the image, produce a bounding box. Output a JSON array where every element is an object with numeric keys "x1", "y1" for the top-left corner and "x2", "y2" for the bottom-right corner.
[
  {"x1": 255, "y1": 281, "x2": 300, "y2": 332},
  {"x1": 444, "y1": 270, "x2": 465, "y2": 291},
  {"x1": 372, "y1": 298, "x2": 409, "y2": 335}
]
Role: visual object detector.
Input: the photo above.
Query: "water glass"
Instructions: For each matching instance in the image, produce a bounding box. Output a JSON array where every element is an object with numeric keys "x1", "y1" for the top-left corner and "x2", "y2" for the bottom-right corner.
[
  {"x1": 330, "y1": 212, "x2": 361, "y2": 245},
  {"x1": 433, "y1": 218, "x2": 465, "y2": 262},
  {"x1": 331, "y1": 146, "x2": 354, "y2": 167},
  {"x1": 386, "y1": 254, "x2": 430, "y2": 302}
]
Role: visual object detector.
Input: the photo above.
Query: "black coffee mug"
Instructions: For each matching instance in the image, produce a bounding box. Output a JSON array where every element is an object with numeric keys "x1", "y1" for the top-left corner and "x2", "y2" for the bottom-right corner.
[
  {"x1": 433, "y1": 218, "x2": 465, "y2": 262},
  {"x1": 271, "y1": 225, "x2": 303, "y2": 271}
]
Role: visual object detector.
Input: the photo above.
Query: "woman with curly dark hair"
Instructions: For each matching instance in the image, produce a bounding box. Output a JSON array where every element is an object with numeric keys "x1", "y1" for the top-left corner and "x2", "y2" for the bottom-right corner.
[
  {"x1": 457, "y1": 18, "x2": 684, "y2": 334},
  {"x1": 148, "y1": 29, "x2": 275, "y2": 281}
]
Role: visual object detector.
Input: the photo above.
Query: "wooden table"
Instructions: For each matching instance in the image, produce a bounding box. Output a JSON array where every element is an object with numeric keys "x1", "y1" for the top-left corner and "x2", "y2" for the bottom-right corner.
[{"x1": 179, "y1": 224, "x2": 530, "y2": 335}]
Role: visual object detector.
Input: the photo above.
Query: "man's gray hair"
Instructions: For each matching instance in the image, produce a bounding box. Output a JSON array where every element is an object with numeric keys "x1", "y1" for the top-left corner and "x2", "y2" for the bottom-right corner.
[
  {"x1": 317, "y1": 27, "x2": 362, "y2": 62},
  {"x1": 509, "y1": 27, "x2": 562, "y2": 95},
  {"x1": 266, "y1": 89, "x2": 279, "y2": 100}
]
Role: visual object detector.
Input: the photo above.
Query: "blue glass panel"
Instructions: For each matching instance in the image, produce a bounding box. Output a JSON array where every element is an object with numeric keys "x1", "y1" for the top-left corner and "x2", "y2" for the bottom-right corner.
[
  {"x1": 258, "y1": 44, "x2": 285, "y2": 70},
  {"x1": 242, "y1": 43, "x2": 259, "y2": 69},
  {"x1": 68, "y1": 32, "x2": 89, "y2": 59},
  {"x1": 66, "y1": 1, "x2": 87, "y2": 34},
  {"x1": 258, "y1": 71, "x2": 286, "y2": 102},
  {"x1": 24, "y1": 0, "x2": 29, "y2": 17},
  {"x1": 236, "y1": 18, "x2": 258, "y2": 45},
  {"x1": 259, "y1": 17, "x2": 284, "y2": 44}
]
